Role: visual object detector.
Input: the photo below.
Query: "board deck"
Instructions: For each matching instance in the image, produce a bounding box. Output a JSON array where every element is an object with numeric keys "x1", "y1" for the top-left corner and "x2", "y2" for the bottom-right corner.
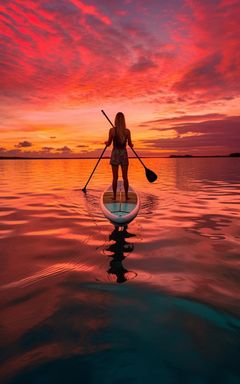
[
  {"x1": 103, "y1": 191, "x2": 137, "y2": 204},
  {"x1": 100, "y1": 181, "x2": 140, "y2": 225}
]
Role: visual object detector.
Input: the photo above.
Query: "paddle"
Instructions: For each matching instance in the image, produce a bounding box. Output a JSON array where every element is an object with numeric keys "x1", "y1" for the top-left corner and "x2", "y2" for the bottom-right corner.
[
  {"x1": 130, "y1": 147, "x2": 157, "y2": 183},
  {"x1": 82, "y1": 145, "x2": 107, "y2": 193},
  {"x1": 101, "y1": 110, "x2": 158, "y2": 183}
]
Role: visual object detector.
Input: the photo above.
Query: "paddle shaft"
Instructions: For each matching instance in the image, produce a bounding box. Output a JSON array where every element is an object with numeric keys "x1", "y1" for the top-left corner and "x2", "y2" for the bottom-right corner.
[
  {"x1": 82, "y1": 145, "x2": 107, "y2": 192},
  {"x1": 101, "y1": 110, "x2": 115, "y2": 128}
]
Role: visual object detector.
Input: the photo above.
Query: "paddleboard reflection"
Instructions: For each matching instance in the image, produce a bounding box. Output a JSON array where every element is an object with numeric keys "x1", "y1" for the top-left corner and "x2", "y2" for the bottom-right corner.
[{"x1": 106, "y1": 226, "x2": 137, "y2": 284}]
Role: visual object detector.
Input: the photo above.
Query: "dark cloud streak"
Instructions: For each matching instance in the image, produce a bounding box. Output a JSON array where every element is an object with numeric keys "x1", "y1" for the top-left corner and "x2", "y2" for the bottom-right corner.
[
  {"x1": 56, "y1": 145, "x2": 72, "y2": 153},
  {"x1": 144, "y1": 116, "x2": 240, "y2": 154},
  {"x1": 142, "y1": 113, "x2": 227, "y2": 128},
  {"x1": 15, "y1": 140, "x2": 32, "y2": 148}
]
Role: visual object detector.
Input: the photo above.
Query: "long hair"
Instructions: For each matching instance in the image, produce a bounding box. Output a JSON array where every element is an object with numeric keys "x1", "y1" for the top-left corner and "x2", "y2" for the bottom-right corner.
[{"x1": 114, "y1": 112, "x2": 126, "y2": 144}]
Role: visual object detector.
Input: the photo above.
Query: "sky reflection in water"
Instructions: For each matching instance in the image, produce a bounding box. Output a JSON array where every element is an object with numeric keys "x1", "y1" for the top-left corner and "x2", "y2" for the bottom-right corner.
[{"x1": 0, "y1": 158, "x2": 240, "y2": 383}]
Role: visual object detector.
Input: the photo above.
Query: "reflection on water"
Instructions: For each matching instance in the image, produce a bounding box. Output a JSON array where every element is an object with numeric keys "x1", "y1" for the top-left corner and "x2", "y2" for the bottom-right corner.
[
  {"x1": 105, "y1": 226, "x2": 137, "y2": 283},
  {"x1": 0, "y1": 158, "x2": 240, "y2": 383}
]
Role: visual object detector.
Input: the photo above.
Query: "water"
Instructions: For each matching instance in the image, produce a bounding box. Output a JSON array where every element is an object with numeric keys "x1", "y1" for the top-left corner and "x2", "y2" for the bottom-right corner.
[{"x1": 0, "y1": 158, "x2": 240, "y2": 383}]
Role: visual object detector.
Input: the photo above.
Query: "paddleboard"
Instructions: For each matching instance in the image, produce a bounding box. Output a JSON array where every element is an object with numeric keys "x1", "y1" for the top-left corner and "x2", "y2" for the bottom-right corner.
[{"x1": 100, "y1": 180, "x2": 140, "y2": 226}]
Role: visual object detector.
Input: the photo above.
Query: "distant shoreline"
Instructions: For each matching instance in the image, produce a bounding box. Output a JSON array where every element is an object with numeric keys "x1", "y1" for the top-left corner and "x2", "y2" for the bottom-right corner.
[{"x1": 0, "y1": 154, "x2": 239, "y2": 160}]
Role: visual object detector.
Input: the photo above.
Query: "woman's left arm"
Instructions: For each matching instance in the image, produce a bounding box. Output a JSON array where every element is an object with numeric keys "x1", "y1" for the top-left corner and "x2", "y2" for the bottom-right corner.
[{"x1": 104, "y1": 128, "x2": 113, "y2": 146}]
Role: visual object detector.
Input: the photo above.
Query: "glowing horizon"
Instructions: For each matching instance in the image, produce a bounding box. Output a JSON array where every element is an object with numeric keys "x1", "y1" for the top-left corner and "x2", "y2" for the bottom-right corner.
[{"x1": 1, "y1": 0, "x2": 240, "y2": 158}]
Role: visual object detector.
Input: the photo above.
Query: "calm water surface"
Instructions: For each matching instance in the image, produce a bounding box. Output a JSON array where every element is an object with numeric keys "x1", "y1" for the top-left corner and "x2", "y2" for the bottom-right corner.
[{"x1": 0, "y1": 158, "x2": 240, "y2": 383}]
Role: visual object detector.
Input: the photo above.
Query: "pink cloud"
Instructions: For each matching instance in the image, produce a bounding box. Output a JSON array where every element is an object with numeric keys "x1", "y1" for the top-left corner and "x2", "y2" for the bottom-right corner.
[
  {"x1": 70, "y1": 0, "x2": 111, "y2": 25},
  {"x1": 1, "y1": 1, "x2": 239, "y2": 107},
  {"x1": 172, "y1": 0, "x2": 240, "y2": 100},
  {"x1": 0, "y1": 0, "x2": 178, "y2": 106}
]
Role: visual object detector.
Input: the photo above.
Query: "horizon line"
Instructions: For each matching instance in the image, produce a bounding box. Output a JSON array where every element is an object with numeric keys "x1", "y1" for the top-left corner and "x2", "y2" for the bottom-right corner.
[{"x1": 0, "y1": 154, "x2": 239, "y2": 160}]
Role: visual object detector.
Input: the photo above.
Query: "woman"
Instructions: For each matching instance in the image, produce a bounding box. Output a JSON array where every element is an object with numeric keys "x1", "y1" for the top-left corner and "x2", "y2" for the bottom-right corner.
[{"x1": 105, "y1": 112, "x2": 133, "y2": 200}]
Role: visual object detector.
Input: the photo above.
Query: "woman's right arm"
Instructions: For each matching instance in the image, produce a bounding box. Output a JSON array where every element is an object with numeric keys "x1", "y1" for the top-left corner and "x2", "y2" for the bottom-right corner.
[{"x1": 127, "y1": 129, "x2": 134, "y2": 148}]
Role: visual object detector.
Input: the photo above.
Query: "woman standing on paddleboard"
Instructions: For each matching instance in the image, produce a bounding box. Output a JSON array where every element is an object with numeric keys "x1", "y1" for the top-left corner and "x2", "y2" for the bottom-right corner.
[{"x1": 105, "y1": 112, "x2": 133, "y2": 201}]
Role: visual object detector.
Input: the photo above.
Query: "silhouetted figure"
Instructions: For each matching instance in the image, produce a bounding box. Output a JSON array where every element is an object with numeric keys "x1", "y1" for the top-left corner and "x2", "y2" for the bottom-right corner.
[
  {"x1": 105, "y1": 112, "x2": 134, "y2": 200},
  {"x1": 106, "y1": 226, "x2": 136, "y2": 283}
]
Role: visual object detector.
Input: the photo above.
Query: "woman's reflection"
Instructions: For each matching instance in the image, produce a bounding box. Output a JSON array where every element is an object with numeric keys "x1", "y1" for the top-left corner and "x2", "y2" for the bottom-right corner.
[{"x1": 106, "y1": 225, "x2": 137, "y2": 283}]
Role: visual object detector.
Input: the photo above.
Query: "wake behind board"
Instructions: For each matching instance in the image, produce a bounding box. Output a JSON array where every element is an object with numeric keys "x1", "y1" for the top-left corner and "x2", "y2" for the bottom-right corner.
[{"x1": 100, "y1": 181, "x2": 140, "y2": 226}]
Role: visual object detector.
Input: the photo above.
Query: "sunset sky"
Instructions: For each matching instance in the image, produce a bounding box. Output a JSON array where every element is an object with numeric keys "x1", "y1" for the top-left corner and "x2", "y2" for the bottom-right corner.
[{"x1": 1, "y1": 0, "x2": 240, "y2": 157}]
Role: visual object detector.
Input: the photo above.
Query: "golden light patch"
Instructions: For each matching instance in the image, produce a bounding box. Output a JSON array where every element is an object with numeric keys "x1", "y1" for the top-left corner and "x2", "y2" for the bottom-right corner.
[{"x1": 179, "y1": 131, "x2": 206, "y2": 138}]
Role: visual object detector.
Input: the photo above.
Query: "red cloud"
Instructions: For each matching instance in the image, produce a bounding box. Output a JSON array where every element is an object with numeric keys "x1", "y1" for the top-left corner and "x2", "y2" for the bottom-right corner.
[
  {"x1": 172, "y1": 0, "x2": 240, "y2": 100},
  {"x1": 2, "y1": 0, "x2": 238, "y2": 109},
  {"x1": 70, "y1": 0, "x2": 111, "y2": 25},
  {"x1": 1, "y1": 0, "x2": 239, "y2": 106},
  {"x1": 0, "y1": 0, "x2": 177, "y2": 105},
  {"x1": 129, "y1": 56, "x2": 157, "y2": 72}
]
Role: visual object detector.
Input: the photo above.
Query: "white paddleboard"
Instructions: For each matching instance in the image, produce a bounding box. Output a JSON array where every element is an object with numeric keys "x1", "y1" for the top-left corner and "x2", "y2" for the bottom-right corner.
[{"x1": 100, "y1": 181, "x2": 140, "y2": 226}]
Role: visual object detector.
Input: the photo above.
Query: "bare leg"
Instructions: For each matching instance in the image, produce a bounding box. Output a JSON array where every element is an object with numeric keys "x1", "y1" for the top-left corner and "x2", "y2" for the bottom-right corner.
[
  {"x1": 121, "y1": 164, "x2": 129, "y2": 200},
  {"x1": 111, "y1": 165, "x2": 119, "y2": 200}
]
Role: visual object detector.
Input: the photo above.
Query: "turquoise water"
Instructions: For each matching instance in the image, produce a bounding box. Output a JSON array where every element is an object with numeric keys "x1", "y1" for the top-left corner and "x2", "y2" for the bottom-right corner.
[{"x1": 0, "y1": 158, "x2": 240, "y2": 383}]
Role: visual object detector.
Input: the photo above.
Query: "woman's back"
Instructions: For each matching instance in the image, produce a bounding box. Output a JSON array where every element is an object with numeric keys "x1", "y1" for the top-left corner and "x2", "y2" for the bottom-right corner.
[{"x1": 112, "y1": 128, "x2": 128, "y2": 149}]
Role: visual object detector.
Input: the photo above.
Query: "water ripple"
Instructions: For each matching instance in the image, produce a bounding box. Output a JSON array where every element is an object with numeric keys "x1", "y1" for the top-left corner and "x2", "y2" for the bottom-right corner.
[{"x1": 0, "y1": 158, "x2": 240, "y2": 383}]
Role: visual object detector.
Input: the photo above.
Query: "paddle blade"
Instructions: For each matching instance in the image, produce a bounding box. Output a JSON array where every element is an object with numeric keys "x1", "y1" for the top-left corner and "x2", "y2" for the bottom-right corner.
[{"x1": 145, "y1": 167, "x2": 158, "y2": 183}]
